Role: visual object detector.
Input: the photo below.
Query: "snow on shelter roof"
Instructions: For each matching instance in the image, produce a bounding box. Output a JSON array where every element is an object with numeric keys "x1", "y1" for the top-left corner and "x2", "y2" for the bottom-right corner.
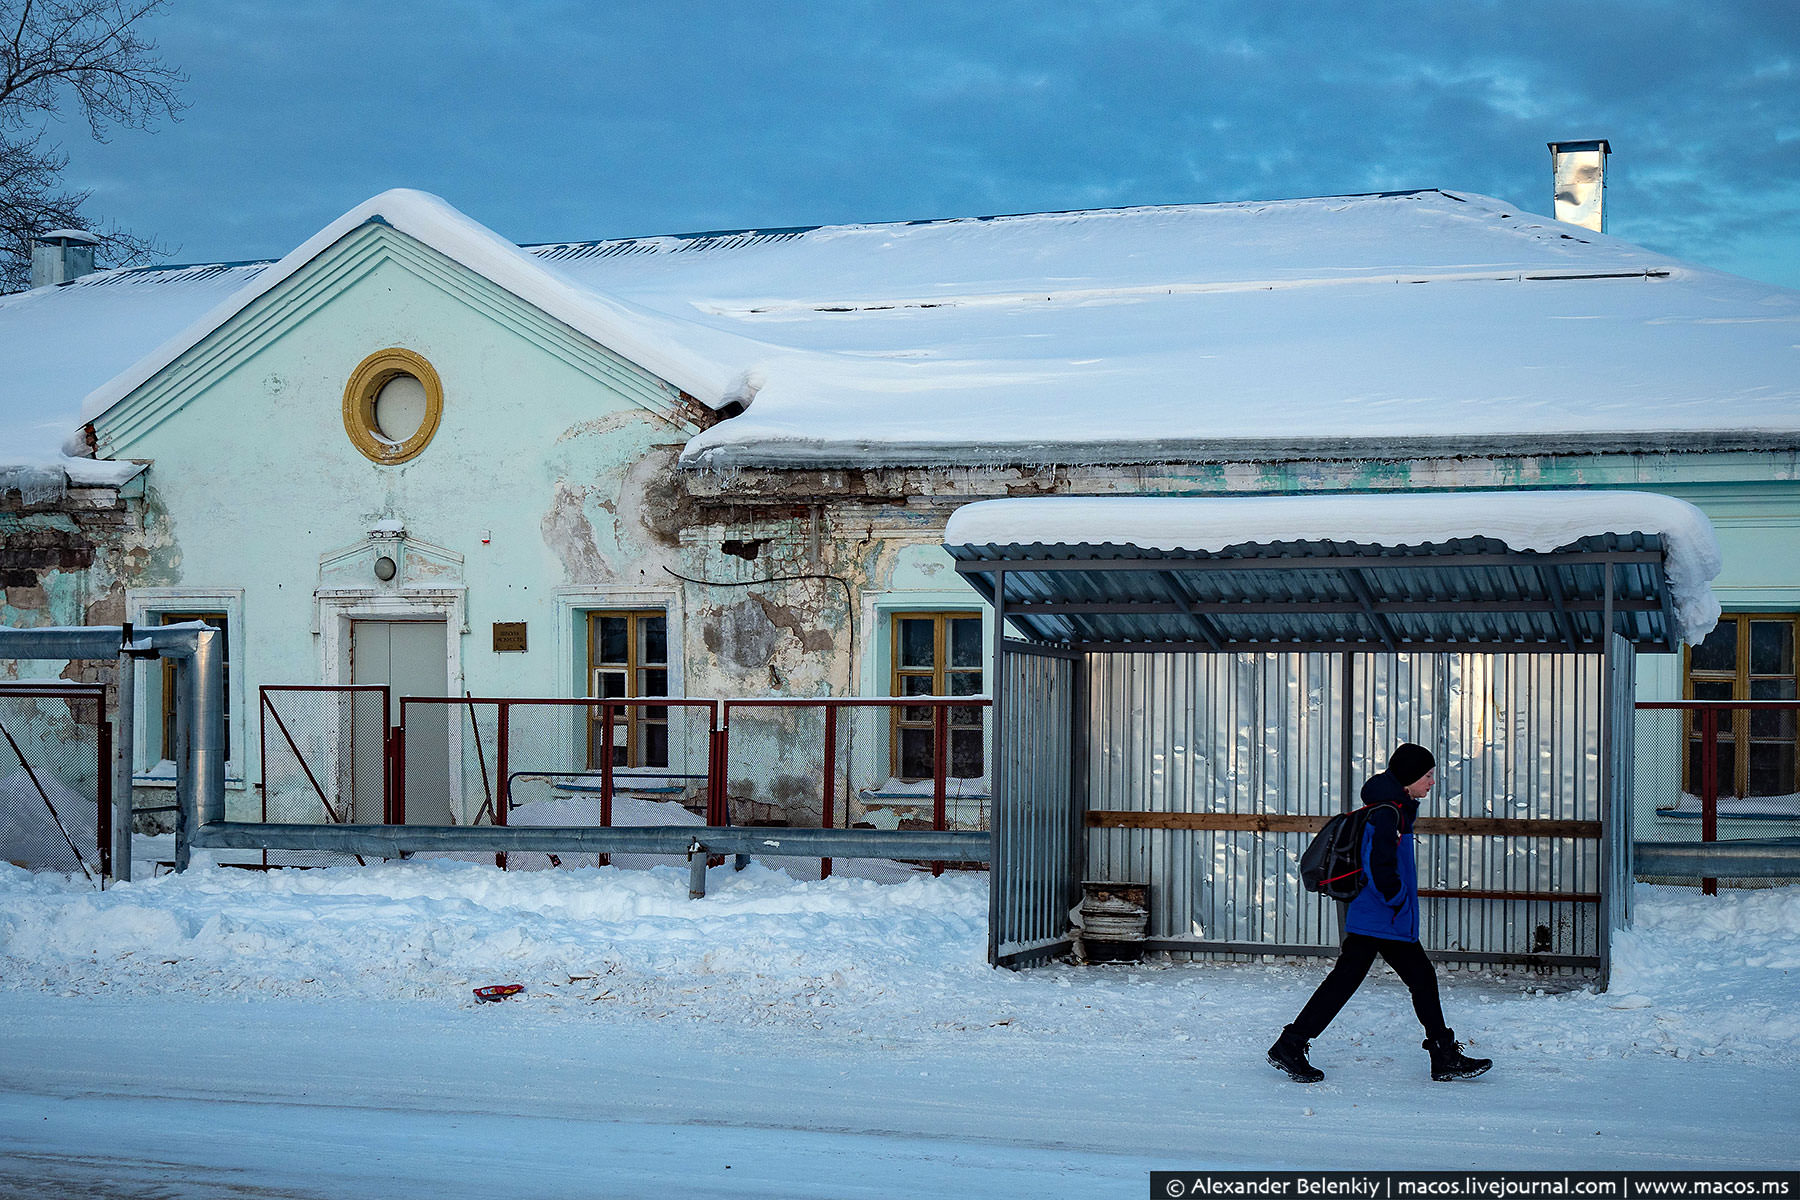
[
  {"x1": 6, "y1": 187, "x2": 1800, "y2": 483},
  {"x1": 943, "y1": 491, "x2": 1722, "y2": 648}
]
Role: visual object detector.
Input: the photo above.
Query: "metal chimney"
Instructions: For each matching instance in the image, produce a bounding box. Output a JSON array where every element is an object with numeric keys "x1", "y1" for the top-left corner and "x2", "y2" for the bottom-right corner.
[
  {"x1": 1547, "y1": 139, "x2": 1610, "y2": 232},
  {"x1": 30, "y1": 228, "x2": 100, "y2": 288}
]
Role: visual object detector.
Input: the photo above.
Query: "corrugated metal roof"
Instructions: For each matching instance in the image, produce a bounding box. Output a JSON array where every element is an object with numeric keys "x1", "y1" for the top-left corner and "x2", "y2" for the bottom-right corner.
[{"x1": 949, "y1": 533, "x2": 1675, "y2": 652}]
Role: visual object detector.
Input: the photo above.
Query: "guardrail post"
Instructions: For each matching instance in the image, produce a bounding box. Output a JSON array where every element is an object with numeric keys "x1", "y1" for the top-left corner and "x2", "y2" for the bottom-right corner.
[{"x1": 687, "y1": 839, "x2": 707, "y2": 899}]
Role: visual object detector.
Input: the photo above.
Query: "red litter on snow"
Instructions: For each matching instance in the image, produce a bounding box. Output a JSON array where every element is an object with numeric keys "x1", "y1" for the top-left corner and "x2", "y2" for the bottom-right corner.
[{"x1": 472, "y1": 984, "x2": 524, "y2": 1003}]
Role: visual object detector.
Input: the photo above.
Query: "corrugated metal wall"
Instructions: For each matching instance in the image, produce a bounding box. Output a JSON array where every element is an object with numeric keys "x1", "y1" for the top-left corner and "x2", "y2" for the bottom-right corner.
[
  {"x1": 990, "y1": 647, "x2": 1078, "y2": 966},
  {"x1": 1084, "y1": 651, "x2": 1606, "y2": 962}
]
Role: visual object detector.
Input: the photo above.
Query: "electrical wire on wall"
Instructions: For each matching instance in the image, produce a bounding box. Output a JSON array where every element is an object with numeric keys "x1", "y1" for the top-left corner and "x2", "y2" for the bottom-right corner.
[{"x1": 661, "y1": 566, "x2": 856, "y2": 695}]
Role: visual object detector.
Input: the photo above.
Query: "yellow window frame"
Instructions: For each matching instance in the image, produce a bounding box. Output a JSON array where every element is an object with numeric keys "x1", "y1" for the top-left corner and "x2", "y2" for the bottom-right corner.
[
  {"x1": 586, "y1": 609, "x2": 669, "y2": 769},
  {"x1": 1683, "y1": 612, "x2": 1800, "y2": 798},
  {"x1": 888, "y1": 611, "x2": 983, "y2": 781}
]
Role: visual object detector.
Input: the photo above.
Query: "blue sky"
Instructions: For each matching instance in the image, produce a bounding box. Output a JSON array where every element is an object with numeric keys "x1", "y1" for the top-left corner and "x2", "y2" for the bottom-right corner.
[{"x1": 48, "y1": 0, "x2": 1800, "y2": 288}]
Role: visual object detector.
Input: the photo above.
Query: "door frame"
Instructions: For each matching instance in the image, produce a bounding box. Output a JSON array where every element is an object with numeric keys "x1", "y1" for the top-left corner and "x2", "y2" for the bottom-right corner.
[{"x1": 318, "y1": 588, "x2": 467, "y2": 820}]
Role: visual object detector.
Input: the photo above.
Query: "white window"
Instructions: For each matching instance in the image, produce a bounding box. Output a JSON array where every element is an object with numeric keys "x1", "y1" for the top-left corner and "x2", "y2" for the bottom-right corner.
[{"x1": 127, "y1": 589, "x2": 245, "y2": 784}]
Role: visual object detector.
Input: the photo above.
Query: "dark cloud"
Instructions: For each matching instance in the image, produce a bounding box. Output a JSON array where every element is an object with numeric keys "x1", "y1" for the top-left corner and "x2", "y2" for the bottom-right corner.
[{"x1": 47, "y1": 0, "x2": 1800, "y2": 287}]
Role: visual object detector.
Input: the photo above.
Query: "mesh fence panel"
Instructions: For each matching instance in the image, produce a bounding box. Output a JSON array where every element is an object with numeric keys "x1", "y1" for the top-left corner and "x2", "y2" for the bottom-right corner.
[
  {"x1": 259, "y1": 687, "x2": 387, "y2": 867},
  {"x1": 0, "y1": 688, "x2": 103, "y2": 875}
]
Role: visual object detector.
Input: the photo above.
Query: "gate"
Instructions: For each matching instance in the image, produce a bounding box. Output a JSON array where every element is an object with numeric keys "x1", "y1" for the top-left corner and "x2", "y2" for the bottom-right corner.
[
  {"x1": 259, "y1": 685, "x2": 389, "y2": 866},
  {"x1": 0, "y1": 683, "x2": 108, "y2": 877}
]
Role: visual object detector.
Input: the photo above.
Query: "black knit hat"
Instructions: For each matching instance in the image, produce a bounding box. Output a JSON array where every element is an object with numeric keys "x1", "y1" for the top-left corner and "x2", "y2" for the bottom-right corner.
[{"x1": 1388, "y1": 743, "x2": 1436, "y2": 787}]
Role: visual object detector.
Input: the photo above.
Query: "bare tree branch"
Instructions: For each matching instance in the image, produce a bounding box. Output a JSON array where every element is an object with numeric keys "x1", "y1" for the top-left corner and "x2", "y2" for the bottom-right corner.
[{"x1": 0, "y1": 0, "x2": 182, "y2": 291}]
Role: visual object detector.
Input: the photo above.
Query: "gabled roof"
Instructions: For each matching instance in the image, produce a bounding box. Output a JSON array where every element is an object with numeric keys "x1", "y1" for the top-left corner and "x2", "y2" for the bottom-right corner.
[
  {"x1": 5, "y1": 187, "x2": 1799, "y2": 479},
  {"x1": 74, "y1": 189, "x2": 760, "y2": 437}
]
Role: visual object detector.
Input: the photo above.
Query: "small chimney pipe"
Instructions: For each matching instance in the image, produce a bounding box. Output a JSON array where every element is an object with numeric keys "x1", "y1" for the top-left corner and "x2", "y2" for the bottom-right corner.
[
  {"x1": 30, "y1": 228, "x2": 100, "y2": 288},
  {"x1": 1548, "y1": 139, "x2": 1611, "y2": 233}
]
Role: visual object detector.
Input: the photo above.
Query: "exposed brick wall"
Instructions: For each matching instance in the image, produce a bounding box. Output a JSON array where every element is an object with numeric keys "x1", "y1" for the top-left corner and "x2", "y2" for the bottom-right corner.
[{"x1": 1, "y1": 483, "x2": 150, "y2": 692}]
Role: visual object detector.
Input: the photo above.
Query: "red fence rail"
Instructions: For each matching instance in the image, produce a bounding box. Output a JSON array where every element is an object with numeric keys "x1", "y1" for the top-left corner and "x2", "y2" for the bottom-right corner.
[
  {"x1": 255, "y1": 689, "x2": 991, "y2": 875},
  {"x1": 1636, "y1": 699, "x2": 1800, "y2": 894},
  {"x1": 719, "y1": 697, "x2": 991, "y2": 877}
]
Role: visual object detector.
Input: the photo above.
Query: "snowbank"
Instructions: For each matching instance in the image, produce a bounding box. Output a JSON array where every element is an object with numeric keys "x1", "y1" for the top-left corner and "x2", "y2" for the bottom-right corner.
[{"x1": 1, "y1": 860, "x2": 1794, "y2": 1068}]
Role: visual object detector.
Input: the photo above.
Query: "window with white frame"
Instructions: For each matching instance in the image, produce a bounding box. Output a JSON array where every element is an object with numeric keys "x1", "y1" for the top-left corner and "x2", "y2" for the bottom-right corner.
[{"x1": 128, "y1": 590, "x2": 243, "y2": 781}]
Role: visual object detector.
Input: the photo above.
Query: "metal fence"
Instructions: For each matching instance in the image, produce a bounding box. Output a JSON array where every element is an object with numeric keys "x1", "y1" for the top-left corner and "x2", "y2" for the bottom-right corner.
[
  {"x1": 0, "y1": 684, "x2": 108, "y2": 877},
  {"x1": 1634, "y1": 699, "x2": 1800, "y2": 892},
  {"x1": 251, "y1": 691, "x2": 990, "y2": 875},
  {"x1": 718, "y1": 697, "x2": 993, "y2": 879},
  {"x1": 402, "y1": 696, "x2": 720, "y2": 870}
]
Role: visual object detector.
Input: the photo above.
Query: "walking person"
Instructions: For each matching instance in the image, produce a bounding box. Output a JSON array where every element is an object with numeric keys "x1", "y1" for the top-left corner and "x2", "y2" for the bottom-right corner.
[{"x1": 1268, "y1": 742, "x2": 1493, "y2": 1083}]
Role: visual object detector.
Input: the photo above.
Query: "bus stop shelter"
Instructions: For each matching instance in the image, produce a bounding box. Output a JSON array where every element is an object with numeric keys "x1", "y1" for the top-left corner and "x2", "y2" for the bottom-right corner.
[{"x1": 945, "y1": 491, "x2": 1720, "y2": 983}]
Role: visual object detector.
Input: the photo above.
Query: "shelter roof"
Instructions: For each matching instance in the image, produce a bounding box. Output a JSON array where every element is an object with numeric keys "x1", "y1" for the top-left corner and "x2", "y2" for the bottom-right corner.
[{"x1": 944, "y1": 491, "x2": 1722, "y2": 650}]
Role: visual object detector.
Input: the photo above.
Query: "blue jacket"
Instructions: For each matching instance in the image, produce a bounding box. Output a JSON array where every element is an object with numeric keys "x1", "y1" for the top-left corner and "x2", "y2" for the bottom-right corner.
[{"x1": 1344, "y1": 771, "x2": 1421, "y2": 941}]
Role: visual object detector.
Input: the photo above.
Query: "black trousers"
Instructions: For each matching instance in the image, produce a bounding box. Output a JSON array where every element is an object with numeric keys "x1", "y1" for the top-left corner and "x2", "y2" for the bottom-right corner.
[{"x1": 1290, "y1": 933, "x2": 1449, "y2": 1042}]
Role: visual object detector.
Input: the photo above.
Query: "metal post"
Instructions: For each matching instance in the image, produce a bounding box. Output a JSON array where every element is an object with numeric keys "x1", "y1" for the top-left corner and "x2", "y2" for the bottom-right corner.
[
  {"x1": 1068, "y1": 651, "x2": 1088, "y2": 896},
  {"x1": 1598, "y1": 566, "x2": 1614, "y2": 970},
  {"x1": 495, "y1": 702, "x2": 510, "y2": 824},
  {"x1": 393, "y1": 708, "x2": 407, "y2": 825},
  {"x1": 113, "y1": 644, "x2": 135, "y2": 882},
  {"x1": 1339, "y1": 652, "x2": 1355, "y2": 815},
  {"x1": 705, "y1": 712, "x2": 727, "y2": 827},
  {"x1": 599, "y1": 702, "x2": 614, "y2": 868},
  {"x1": 97, "y1": 718, "x2": 112, "y2": 878},
  {"x1": 987, "y1": 569, "x2": 1007, "y2": 967},
  {"x1": 821, "y1": 704, "x2": 837, "y2": 880},
  {"x1": 495, "y1": 701, "x2": 509, "y2": 871},
  {"x1": 687, "y1": 839, "x2": 707, "y2": 899},
  {"x1": 932, "y1": 702, "x2": 948, "y2": 876},
  {"x1": 172, "y1": 658, "x2": 192, "y2": 872},
  {"x1": 1701, "y1": 707, "x2": 1719, "y2": 896}
]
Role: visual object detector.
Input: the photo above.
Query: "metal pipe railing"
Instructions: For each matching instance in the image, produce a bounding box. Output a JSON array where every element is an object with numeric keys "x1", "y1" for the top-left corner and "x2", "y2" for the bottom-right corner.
[{"x1": 0, "y1": 623, "x2": 223, "y2": 877}]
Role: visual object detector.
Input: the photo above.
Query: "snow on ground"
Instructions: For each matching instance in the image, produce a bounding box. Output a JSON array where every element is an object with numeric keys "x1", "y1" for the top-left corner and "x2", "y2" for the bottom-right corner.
[{"x1": 0, "y1": 860, "x2": 1795, "y2": 1197}]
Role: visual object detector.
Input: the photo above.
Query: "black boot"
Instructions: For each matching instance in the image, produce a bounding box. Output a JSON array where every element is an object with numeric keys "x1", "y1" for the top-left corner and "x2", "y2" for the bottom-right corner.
[
  {"x1": 1423, "y1": 1030, "x2": 1492, "y2": 1081},
  {"x1": 1268, "y1": 1026, "x2": 1325, "y2": 1083}
]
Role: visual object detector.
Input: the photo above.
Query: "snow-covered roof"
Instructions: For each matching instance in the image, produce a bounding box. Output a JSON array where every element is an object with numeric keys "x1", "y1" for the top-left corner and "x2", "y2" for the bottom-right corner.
[
  {"x1": 4, "y1": 187, "x2": 1799, "y2": 482},
  {"x1": 944, "y1": 490, "x2": 1722, "y2": 646},
  {"x1": 0, "y1": 261, "x2": 262, "y2": 485}
]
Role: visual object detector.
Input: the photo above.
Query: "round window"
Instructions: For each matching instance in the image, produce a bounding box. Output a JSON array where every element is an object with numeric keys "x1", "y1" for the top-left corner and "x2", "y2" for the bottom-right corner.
[{"x1": 343, "y1": 348, "x2": 443, "y2": 464}]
